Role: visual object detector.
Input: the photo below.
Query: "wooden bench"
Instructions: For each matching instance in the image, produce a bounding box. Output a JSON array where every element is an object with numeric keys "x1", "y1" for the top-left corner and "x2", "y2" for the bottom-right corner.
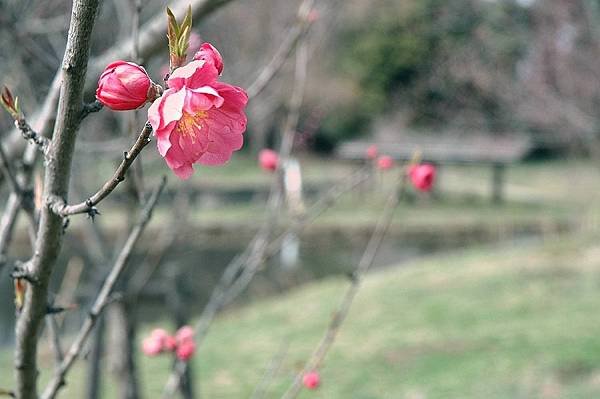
[{"x1": 336, "y1": 135, "x2": 533, "y2": 202}]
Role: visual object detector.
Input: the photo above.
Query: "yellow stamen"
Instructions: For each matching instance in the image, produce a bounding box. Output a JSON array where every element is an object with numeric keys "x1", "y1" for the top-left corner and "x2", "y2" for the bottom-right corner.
[{"x1": 176, "y1": 110, "x2": 208, "y2": 143}]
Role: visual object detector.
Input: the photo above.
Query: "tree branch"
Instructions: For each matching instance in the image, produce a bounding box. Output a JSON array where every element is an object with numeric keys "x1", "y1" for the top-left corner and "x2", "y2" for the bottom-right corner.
[
  {"x1": 246, "y1": 0, "x2": 314, "y2": 99},
  {"x1": 14, "y1": 1, "x2": 101, "y2": 398},
  {"x1": 41, "y1": 177, "x2": 166, "y2": 399},
  {"x1": 280, "y1": 175, "x2": 404, "y2": 399},
  {"x1": 1, "y1": 0, "x2": 235, "y2": 163},
  {"x1": 49, "y1": 122, "x2": 153, "y2": 217},
  {"x1": 160, "y1": 167, "x2": 370, "y2": 396}
]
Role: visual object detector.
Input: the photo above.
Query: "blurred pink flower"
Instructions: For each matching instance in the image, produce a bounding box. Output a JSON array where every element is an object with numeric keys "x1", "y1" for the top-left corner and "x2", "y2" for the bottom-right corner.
[
  {"x1": 376, "y1": 155, "x2": 394, "y2": 170},
  {"x1": 193, "y1": 42, "x2": 224, "y2": 75},
  {"x1": 258, "y1": 149, "x2": 279, "y2": 172},
  {"x1": 142, "y1": 337, "x2": 163, "y2": 356},
  {"x1": 366, "y1": 144, "x2": 378, "y2": 160},
  {"x1": 175, "y1": 325, "x2": 195, "y2": 344},
  {"x1": 408, "y1": 163, "x2": 436, "y2": 192},
  {"x1": 163, "y1": 335, "x2": 177, "y2": 352},
  {"x1": 302, "y1": 371, "x2": 320, "y2": 389},
  {"x1": 96, "y1": 61, "x2": 156, "y2": 111},
  {"x1": 148, "y1": 48, "x2": 248, "y2": 179},
  {"x1": 176, "y1": 340, "x2": 196, "y2": 361},
  {"x1": 141, "y1": 336, "x2": 163, "y2": 356}
]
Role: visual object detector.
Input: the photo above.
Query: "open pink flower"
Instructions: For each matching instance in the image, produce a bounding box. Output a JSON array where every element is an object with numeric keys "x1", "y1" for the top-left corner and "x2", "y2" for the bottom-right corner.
[
  {"x1": 148, "y1": 53, "x2": 248, "y2": 179},
  {"x1": 408, "y1": 163, "x2": 436, "y2": 192},
  {"x1": 96, "y1": 61, "x2": 157, "y2": 111},
  {"x1": 366, "y1": 144, "x2": 378, "y2": 160},
  {"x1": 376, "y1": 155, "x2": 394, "y2": 170},
  {"x1": 193, "y1": 43, "x2": 224, "y2": 75},
  {"x1": 258, "y1": 149, "x2": 279, "y2": 172},
  {"x1": 302, "y1": 371, "x2": 320, "y2": 389}
]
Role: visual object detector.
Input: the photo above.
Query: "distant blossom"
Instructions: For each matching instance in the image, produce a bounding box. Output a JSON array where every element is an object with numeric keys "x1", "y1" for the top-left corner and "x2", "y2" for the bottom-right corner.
[{"x1": 408, "y1": 163, "x2": 436, "y2": 192}]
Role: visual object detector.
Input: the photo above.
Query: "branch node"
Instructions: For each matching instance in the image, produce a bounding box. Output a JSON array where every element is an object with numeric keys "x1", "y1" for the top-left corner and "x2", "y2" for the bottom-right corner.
[
  {"x1": 11, "y1": 264, "x2": 38, "y2": 285},
  {"x1": 86, "y1": 207, "x2": 100, "y2": 221}
]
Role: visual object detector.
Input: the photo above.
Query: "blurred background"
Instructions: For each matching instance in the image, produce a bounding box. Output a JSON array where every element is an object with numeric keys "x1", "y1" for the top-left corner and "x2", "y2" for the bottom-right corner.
[{"x1": 3, "y1": 0, "x2": 600, "y2": 398}]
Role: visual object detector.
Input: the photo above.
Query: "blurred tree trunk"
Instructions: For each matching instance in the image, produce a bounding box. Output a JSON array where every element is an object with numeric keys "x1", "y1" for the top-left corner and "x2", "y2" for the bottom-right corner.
[
  {"x1": 86, "y1": 315, "x2": 105, "y2": 399},
  {"x1": 109, "y1": 300, "x2": 140, "y2": 399},
  {"x1": 166, "y1": 269, "x2": 195, "y2": 399}
]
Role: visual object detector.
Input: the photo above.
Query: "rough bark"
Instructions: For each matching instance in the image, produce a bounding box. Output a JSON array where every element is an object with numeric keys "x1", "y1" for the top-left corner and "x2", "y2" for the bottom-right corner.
[{"x1": 14, "y1": 1, "x2": 100, "y2": 398}]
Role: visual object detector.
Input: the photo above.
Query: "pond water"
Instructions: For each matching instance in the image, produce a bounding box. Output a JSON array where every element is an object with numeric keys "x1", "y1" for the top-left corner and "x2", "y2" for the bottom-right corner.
[{"x1": 0, "y1": 223, "x2": 550, "y2": 346}]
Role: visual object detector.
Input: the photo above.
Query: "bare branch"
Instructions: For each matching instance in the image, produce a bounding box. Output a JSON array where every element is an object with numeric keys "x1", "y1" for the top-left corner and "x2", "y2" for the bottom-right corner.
[
  {"x1": 41, "y1": 177, "x2": 166, "y2": 399},
  {"x1": 1, "y1": 0, "x2": 235, "y2": 163},
  {"x1": 14, "y1": 119, "x2": 50, "y2": 154},
  {"x1": 14, "y1": 1, "x2": 101, "y2": 397},
  {"x1": 160, "y1": 167, "x2": 370, "y2": 396},
  {"x1": 246, "y1": 0, "x2": 314, "y2": 99},
  {"x1": 280, "y1": 176, "x2": 404, "y2": 399},
  {"x1": 251, "y1": 342, "x2": 289, "y2": 399},
  {"x1": 49, "y1": 122, "x2": 153, "y2": 217}
]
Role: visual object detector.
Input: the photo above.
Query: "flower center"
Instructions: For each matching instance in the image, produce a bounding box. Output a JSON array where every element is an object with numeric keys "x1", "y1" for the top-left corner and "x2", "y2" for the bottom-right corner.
[{"x1": 176, "y1": 111, "x2": 208, "y2": 142}]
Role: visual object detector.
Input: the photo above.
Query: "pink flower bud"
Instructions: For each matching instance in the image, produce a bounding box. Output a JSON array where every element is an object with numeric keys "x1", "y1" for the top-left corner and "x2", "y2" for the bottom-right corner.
[
  {"x1": 96, "y1": 61, "x2": 154, "y2": 111},
  {"x1": 193, "y1": 43, "x2": 224, "y2": 75},
  {"x1": 258, "y1": 149, "x2": 279, "y2": 172},
  {"x1": 376, "y1": 155, "x2": 394, "y2": 171},
  {"x1": 176, "y1": 340, "x2": 196, "y2": 361},
  {"x1": 408, "y1": 163, "x2": 436, "y2": 192},
  {"x1": 302, "y1": 371, "x2": 320, "y2": 389},
  {"x1": 141, "y1": 336, "x2": 163, "y2": 356},
  {"x1": 366, "y1": 144, "x2": 378, "y2": 160}
]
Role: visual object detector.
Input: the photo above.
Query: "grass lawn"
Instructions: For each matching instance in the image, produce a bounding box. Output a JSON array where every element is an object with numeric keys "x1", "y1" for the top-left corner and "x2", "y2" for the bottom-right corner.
[{"x1": 4, "y1": 231, "x2": 600, "y2": 398}]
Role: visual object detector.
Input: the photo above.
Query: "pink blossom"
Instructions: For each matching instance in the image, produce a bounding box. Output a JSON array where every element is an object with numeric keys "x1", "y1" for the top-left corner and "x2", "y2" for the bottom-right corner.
[
  {"x1": 96, "y1": 61, "x2": 156, "y2": 111},
  {"x1": 302, "y1": 371, "x2": 320, "y2": 389},
  {"x1": 163, "y1": 335, "x2": 177, "y2": 352},
  {"x1": 142, "y1": 336, "x2": 163, "y2": 356},
  {"x1": 176, "y1": 340, "x2": 196, "y2": 361},
  {"x1": 175, "y1": 325, "x2": 195, "y2": 344},
  {"x1": 148, "y1": 50, "x2": 248, "y2": 179},
  {"x1": 408, "y1": 163, "x2": 436, "y2": 192},
  {"x1": 366, "y1": 144, "x2": 378, "y2": 160},
  {"x1": 376, "y1": 155, "x2": 394, "y2": 170},
  {"x1": 258, "y1": 149, "x2": 279, "y2": 172},
  {"x1": 193, "y1": 43, "x2": 224, "y2": 75}
]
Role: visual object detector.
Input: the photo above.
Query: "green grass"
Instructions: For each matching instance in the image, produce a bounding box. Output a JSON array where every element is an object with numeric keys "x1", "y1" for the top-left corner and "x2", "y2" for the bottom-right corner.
[{"x1": 5, "y1": 232, "x2": 600, "y2": 398}]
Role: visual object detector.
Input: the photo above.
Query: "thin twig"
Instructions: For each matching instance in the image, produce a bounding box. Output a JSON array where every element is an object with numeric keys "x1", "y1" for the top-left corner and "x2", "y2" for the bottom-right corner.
[
  {"x1": 79, "y1": 100, "x2": 103, "y2": 122},
  {"x1": 251, "y1": 342, "x2": 289, "y2": 399},
  {"x1": 41, "y1": 177, "x2": 166, "y2": 399},
  {"x1": 280, "y1": 175, "x2": 404, "y2": 399},
  {"x1": 1, "y1": 121, "x2": 37, "y2": 249},
  {"x1": 161, "y1": 21, "x2": 313, "y2": 396},
  {"x1": 14, "y1": 118, "x2": 50, "y2": 154},
  {"x1": 160, "y1": 167, "x2": 370, "y2": 396},
  {"x1": 45, "y1": 314, "x2": 64, "y2": 368},
  {"x1": 49, "y1": 122, "x2": 153, "y2": 217},
  {"x1": 246, "y1": 0, "x2": 314, "y2": 99}
]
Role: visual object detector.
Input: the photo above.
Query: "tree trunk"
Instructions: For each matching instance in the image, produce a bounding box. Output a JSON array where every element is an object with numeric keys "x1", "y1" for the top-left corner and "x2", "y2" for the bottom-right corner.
[{"x1": 108, "y1": 301, "x2": 140, "y2": 399}]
